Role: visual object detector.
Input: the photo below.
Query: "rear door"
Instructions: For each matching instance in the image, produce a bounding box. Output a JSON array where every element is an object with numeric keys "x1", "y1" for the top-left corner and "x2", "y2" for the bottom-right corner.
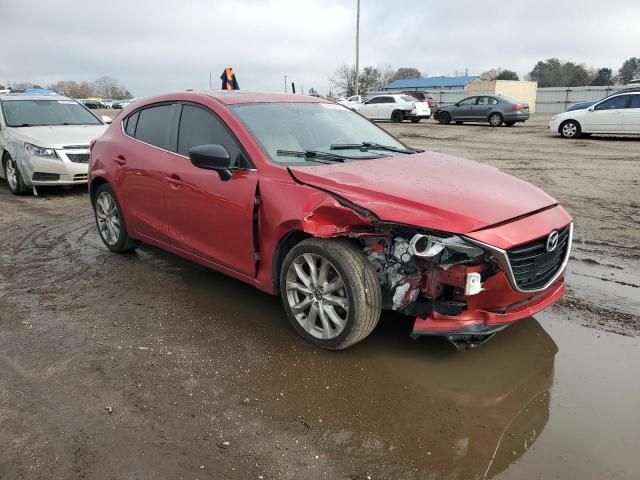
[
  {"x1": 623, "y1": 94, "x2": 640, "y2": 133},
  {"x1": 119, "y1": 103, "x2": 176, "y2": 242},
  {"x1": 475, "y1": 96, "x2": 498, "y2": 120},
  {"x1": 583, "y1": 94, "x2": 630, "y2": 132},
  {"x1": 375, "y1": 96, "x2": 397, "y2": 119},
  {"x1": 164, "y1": 103, "x2": 259, "y2": 276}
]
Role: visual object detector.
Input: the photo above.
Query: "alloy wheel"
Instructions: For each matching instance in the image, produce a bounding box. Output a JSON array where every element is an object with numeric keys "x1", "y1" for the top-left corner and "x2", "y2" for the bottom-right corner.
[
  {"x1": 5, "y1": 160, "x2": 18, "y2": 190},
  {"x1": 285, "y1": 253, "x2": 349, "y2": 340},
  {"x1": 562, "y1": 122, "x2": 578, "y2": 137},
  {"x1": 95, "y1": 191, "x2": 121, "y2": 245}
]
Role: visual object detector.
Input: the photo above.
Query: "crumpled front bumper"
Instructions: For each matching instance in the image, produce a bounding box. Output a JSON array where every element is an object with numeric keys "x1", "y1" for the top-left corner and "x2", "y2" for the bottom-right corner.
[{"x1": 411, "y1": 277, "x2": 566, "y2": 338}]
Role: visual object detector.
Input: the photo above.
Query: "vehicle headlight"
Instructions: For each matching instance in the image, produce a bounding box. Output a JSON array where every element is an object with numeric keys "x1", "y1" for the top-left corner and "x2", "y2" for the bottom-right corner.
[
  {"x1": 24, "y1": 143, "x2": 58, "y2": 160},
  {"x1": 409, "y1": 233, "x2": 484, "y2": 259}
]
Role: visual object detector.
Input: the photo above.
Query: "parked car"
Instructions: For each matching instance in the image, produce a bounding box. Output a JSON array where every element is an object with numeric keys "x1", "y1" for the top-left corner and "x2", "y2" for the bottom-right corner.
[
  {"x1": 112, "y1": 99, "x2": 135, "y2": 109},
  {"x1": 81, "y1": 98, "x2": 103, "y2": 109},
  {"x1": 0, "y1": 93, "x2": 109, "y2": 195},
  {"x1": 353, "y1": 94, "x2": 431, "y2": 122},
  {"x1": 567, "y1": 101, "x2": 595, "y2": 112},
  {"x1": 549, "y1": 90, "x2": 640, "y2": 138},
  {"x1": 88, "y1": 91, "x2": 572, "y2": 350},
  {"x1": 435, "y1": 95, "x2": 530, "y2": 127},
  {"x1": 337, "y1": 95, "x2": 365, "y2": 108},
  {"x1": 101, "y1": 99, "x2": 115, "y2": 108},
  {"x1": 402, "y1": 91, "x2": 439, "y2": 113}
]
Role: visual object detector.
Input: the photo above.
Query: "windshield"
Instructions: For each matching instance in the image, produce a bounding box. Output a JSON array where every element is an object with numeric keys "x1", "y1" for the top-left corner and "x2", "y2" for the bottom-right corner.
[
  {"x1": 2, "y1": 99, "x2": 103, "y2": 127},
  {"x1": 230, "y1": 102, "x2": 408, "y2": 165}
]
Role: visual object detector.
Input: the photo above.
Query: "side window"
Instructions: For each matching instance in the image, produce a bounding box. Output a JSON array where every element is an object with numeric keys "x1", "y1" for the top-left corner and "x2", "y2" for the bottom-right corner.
[
  {"x1": 134, "y1": 104, "x2": 173, "y2": 149},
  {"x1": 382, "y1": 97, "x2": 395, "y2": 103},
  {"x1": 477, "y1": 97, "x2": 489, "y2": 105},
  {"x1": 458, "y1": 97, "x2": 477, "y2": 106},
  {"x1": 177, "y1": 104, "x2": 249, "y2": 168},
  {"x1": 629, "y1": 95, "x2": 640, "y2": 109},
  {"x1": 595, "y1": 95, "x2": 630, "y2": 110},
  {"x1": 124, "y1": 111, "x2": 139, "y2": 136},
  {"x1": 366, "y1": 97, "x2": 381, "y2": 104},
  {"x1": 488, "y1": 97, "x2": 499, "y2": 105}
]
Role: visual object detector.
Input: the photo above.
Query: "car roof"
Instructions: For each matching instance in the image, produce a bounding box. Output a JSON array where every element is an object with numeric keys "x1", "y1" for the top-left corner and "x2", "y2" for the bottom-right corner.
[
  {"x1": 193, "y1": 90, "x2": 328, "y2": 105},
  {"x1": 0, "y1": 93, "x2": 71, "y2": 101}
]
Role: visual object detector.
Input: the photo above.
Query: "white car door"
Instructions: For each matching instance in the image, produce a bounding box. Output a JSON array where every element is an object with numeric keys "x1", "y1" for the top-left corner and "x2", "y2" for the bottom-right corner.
[
  {"x1": 623, "y1": 94, "x2": 640, "y2": 133},
  {"x1": 377, "y1": 96, "x2": 397, "y2": 119},
  {"x1": 356, "y1": 97, "x2": 382, "y2": 119},
  {"x1": 582, "y1": 94, "x2": 630, "y2": 132}
]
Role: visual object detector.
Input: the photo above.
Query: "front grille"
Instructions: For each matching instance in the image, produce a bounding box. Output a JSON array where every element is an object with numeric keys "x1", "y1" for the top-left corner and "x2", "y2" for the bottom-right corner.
[
  {"x1": 32, "y1": 172, "x2": 60, "y2": 181},
  {"x1": 67, "y1": 153, "x2": 89, "y2": 163},
  {"x1": 507, "y1": 225, "x2": 570, "y2": 290},
  {"x1": 73, "y1": 173, "x2": 88, "y2": 181}
]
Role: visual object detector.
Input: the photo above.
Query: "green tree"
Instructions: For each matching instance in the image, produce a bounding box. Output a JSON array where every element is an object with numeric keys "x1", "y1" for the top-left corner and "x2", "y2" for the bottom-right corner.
[
  {"x1": 391, "y1": 67, "x2": 422, "y2": 82},
  {"x1": 496, "y1": 69, "x2": 519, "y2": 81},
  {"x1": 616, "y1": 57, "x2": 640, "y2": 85},
  {"x1": 528, "y1": 58, "x2": 591, "y2": 87},
  {"x1": 480, "y1": 68, "x2": 519, "y2": 81},
  {"x1": 590, "y1": 68, "x2": 614, "y2": 86}
]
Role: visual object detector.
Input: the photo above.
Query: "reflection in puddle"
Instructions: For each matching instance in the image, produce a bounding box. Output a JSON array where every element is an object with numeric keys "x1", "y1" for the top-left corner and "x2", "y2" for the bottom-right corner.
[{"x1": 141, "y1": 246, "x2": 640, "y2": 479}]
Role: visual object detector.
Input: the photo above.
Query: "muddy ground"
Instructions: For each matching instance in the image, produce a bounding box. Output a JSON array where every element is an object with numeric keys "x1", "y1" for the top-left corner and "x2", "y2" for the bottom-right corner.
[{"x1": 1, "y1": 114, "x2": 639, "y2": 479}]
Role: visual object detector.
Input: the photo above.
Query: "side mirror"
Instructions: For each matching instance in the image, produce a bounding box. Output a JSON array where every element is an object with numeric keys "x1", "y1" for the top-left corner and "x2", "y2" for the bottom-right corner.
[
  {"x1": 189, "y1": 144, "x2": 233, "y2": 181},
  {"x1": 588, "y1": 106, "x2": 595, "y2": 112},
  {"x1": 101, "y1": 115, "x2": 112, "y2": 124}
]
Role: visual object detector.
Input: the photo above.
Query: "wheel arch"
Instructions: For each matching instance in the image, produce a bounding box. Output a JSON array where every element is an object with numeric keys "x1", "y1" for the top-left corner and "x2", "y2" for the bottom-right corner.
[
  {"x1": 558, "y1": 118, "x2": 581, "y2": 134},
  {"x1": 89, "y1": 176, "x2": 109, "y2": 205},
  {"x1": 271, "y1": 230, "x2": 312, "y2": 294}
]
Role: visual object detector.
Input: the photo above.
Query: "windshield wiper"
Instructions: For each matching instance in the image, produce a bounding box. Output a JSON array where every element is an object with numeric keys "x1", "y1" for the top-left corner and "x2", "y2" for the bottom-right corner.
[
  {"x1": 330, "y1": 142, "x2": 423, "y2": 154},
  {"x1": 276, "y1": 149, "x2": 383, "y2": 163}
]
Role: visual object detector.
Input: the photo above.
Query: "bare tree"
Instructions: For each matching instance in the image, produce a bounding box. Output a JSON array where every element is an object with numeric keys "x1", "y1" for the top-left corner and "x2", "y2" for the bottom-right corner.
[
  {"x1": 377, "y1": 64, "x2": 396, "y2": 89},
  {"x1": 49, "y1": 80, "x2": 95, "y2": 98},
  {"x1": 93, "y1": 76, "x2": 131, "y2": 99},
  {"x1": 329, "y1": 64, "x2": 357, "y2": 97},
  {"x1": 480, "y1": 68, "x2": 520, "y2": 81}
]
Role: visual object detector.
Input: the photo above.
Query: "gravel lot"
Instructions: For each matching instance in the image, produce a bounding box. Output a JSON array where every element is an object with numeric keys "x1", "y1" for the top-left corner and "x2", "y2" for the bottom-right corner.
[{"x1": 1, "y1": 113, "x2": 639, "y2": 479}]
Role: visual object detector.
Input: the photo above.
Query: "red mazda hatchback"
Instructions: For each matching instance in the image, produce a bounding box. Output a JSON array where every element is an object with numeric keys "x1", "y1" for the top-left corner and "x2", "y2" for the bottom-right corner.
[{"x1": 89, "y1": 91, "x2": 572, "y2": 349}]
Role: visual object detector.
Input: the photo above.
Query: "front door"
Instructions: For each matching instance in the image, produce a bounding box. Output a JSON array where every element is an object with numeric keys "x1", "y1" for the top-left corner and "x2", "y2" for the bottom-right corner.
[
  {"x1": 454, "y1": 97, "x2": 478, "y2": 121},
  {"x1": 583, "y1": 94, "x2": 630, "y2": 132},
  {"x1": 164, "y1": 104, "x2": 259, "y2": 277}
]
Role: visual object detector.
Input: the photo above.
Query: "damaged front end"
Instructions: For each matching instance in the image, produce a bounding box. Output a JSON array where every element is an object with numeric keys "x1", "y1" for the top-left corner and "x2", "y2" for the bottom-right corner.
[{"x1": 351, "y1": 224, "x2": 567, "y2": 350}]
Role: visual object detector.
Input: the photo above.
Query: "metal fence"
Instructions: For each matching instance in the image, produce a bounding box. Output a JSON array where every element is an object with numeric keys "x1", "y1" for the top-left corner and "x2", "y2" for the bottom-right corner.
[{"x1": 367, "y1": 86, "x2": 626, "y2": 113}]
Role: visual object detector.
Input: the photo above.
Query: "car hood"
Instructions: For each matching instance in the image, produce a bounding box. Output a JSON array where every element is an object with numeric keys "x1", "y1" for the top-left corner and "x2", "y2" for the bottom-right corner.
[
  {"x1": 7, "y1": 125, "x2": 107, "y2": 149},
  {"x1": 289, "y1": 152, "x2": 557, "y2": 234}
]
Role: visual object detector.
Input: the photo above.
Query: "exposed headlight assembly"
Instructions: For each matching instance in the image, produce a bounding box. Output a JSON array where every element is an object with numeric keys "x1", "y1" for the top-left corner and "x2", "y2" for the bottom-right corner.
[
  {"x1": 409, "y1": 233, "x2": 484, "y2": 259},
  {"x1": 24, "y1": 143, "x2": 58, "y2": 160}
]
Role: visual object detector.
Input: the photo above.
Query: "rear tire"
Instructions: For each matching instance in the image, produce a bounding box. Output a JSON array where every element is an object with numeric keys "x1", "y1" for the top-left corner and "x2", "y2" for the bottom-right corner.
[
  {"x1": 280, "y1": 238, "x2": 381, "y2": 350},
  {"x1": 3, "y1": 153, "x2": 28, "y2": 195},
  {"x1": 489, "y1": 112, "x2": 503, "y2": 127},
  {"x1": 559, "y1": 120, "x2": 581, "y2": 138},
  {"x1": 93, "y1": 183, "x2": 139, "y2": 253},
  {"x1": 391, "y1": 110, "x2": 404, "y2": 123},
  {"x1": 438, "y1": 112, "x2": 451, "y2": 124}
]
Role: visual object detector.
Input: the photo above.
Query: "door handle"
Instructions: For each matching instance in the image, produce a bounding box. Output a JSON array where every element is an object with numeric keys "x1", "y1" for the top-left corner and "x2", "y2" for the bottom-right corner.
[
  {"x1": 113, "y1": 154, "x2": 126, "y2": 165},
  {"x1": 166, "y1": 174, "x2": 182, "y2": 188}
]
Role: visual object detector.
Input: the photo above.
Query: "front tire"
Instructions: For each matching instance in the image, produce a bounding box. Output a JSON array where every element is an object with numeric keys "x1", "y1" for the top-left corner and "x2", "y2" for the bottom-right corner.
[
  {"x1": 93, "y1": 183, "x2": 139, "y2": 253},
  {"x1": 489, "y1": 112, "x2": 503, "y2": 127},
  {"x1": 437, "y1": 112, "x2": 451, "y2": 124},
  {"x1": 560, "y1": 120, "x2": 581, "y2": 138},
  {"x1": 280, "y1": 238, "x2": 381, "y2": 350},
  {"x1": 3, "y1": 154, "x2": 29, "y2": 195}
]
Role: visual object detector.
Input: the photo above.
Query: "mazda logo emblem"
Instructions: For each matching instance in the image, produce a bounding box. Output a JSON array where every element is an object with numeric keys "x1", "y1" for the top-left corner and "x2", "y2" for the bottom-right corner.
[{"x1": 546, "y1": 230, "x2": 559, "y2": 252}]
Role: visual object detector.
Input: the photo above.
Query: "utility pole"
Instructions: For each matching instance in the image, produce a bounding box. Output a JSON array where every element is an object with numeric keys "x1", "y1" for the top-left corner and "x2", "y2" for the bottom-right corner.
[
  {"x1": 284, "y1": 75, "x2": 288, "y2": 93},
  {"x1": 355, "y1": 0, "x2": 360, "y2": 96},
  {"x1": 209, "y1": 72, "x2": 212, "y2": 90}
]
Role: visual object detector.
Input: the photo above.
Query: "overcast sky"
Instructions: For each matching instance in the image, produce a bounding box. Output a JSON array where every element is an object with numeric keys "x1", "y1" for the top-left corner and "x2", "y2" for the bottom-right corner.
[{"x1": 2, "y1": 0, "x2": 639, "y2": 96}]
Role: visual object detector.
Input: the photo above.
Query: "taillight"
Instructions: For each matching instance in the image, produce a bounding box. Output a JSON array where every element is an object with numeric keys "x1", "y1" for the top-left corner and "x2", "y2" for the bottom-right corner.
[{"x1": 512, "y1": 104, "x2": 523, "y2": 111}]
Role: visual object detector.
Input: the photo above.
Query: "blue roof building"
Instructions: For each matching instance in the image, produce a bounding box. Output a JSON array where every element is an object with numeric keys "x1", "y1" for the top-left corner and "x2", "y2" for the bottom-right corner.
[{"x1": 383, "y1": 75, "x2": 479, "y2": 91}]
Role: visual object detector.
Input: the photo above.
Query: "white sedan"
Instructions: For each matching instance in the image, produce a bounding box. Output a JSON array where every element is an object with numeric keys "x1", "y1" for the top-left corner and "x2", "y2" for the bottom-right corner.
[
  {"x1": 549, "y1": 90, "x2": 640, "y2": 138},
  {"x1": 353, "y1": 94, "x2": 431, "y2": 123},
  {"x1": 0, "y1": 93, "x2": 109, "y2": 195}
]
